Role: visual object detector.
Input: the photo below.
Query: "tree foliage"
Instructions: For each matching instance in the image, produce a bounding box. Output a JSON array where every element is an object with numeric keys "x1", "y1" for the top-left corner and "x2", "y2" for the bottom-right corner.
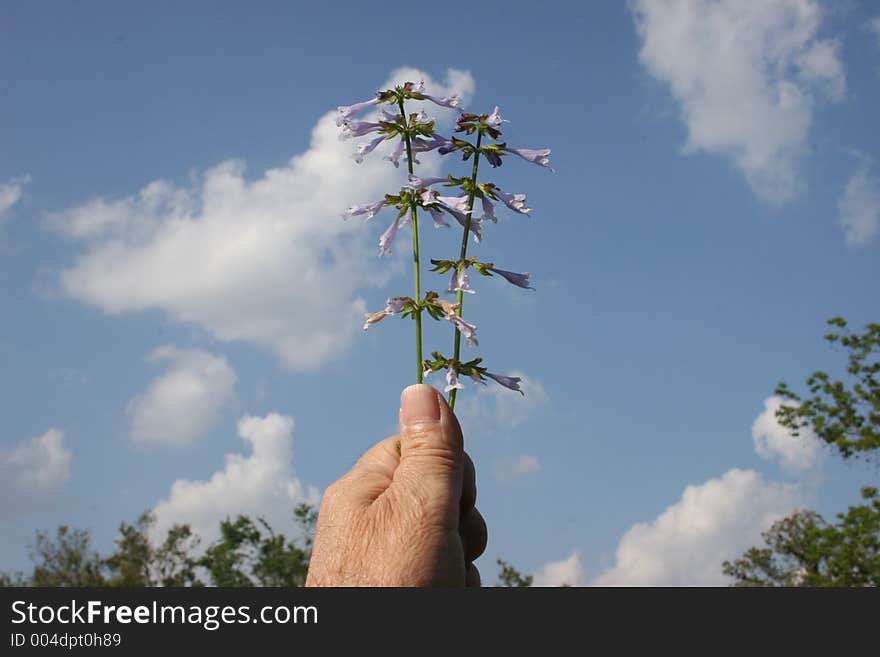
[
  {"x1": 723, "y1": 487, "x2": 880, "y2": 586},
  {"x1": 2, "y1": 504, "x2": 316, "y2": 588},
  {"x1": 496, "y1": 558, "x2": 533, "y2": 587},
  {"x1": 775, "y1": 317, "x2": 880, "y2": 460},
  {"x1": 726, "y1": 318, "x2": 879, "y2": 587}
]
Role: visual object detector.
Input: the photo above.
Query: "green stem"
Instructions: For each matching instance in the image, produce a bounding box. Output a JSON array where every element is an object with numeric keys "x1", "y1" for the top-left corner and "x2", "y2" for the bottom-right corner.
[
  {"x1": 398, "y1": 98, "x2": 423, "y2": 383},
  {"x1": 448, "y1": 132, "x2": 483, "y2": 410}
]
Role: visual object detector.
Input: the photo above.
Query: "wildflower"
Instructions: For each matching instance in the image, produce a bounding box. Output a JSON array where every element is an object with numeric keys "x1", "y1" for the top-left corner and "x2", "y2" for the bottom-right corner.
[
  {"x1": 362, "y1": 297, "x2": 410, "y2": 330},
  {"x1": 436, "y1": 194, "x2": 472, "y2": 214},
  {"x1": 485, "y1": 106, "x2": 509, "y2": 129},
  {"x1": 446, "y1": 314, "x2": 478, "y2": 347},
  {"x1": 354, "y1": 135, "x2": 387, "y2": 163},
  {"x1": 344, "y1": 198, "x2": 386, "y2": 220},
  {"x1": 336, "y1": 96, "x2": 381, "y2": 126},
  {"x1": 407, "y1": 174, "x2": 448, "y2": 189},
  {"x1": 488, "y1": 266, "x2": 533, "y2": 290},
  {"x1": 504, "y1": 147, "x2": 554, "y2": 172},
  {"x1": 377, "y1": 108, "x2": 399, "y2": 123},
  {"x1": 413, "y1": 134, "x2": 454, "y2": 154},
  {"x1": 483, "y1": 150, "x2": 503, "y2": 168},
  {"x1": 425, "y1": 205, "x2": 451, "y2": 228},
  {"x1": 412, "y1": 80, "x2": 460, "y2": 109},
  {"x1": 490, "y1": 186, "x2": 531, "y2": 214},
  {"x1": 449, "y1": 208, "x2": 482, "y2": 243},
  {"x1": 480, "y1": 196, "x2": 497, "y2": 223},
  {"x1": 485, "y1": 372, "x2": 523, "y2": 394},
  {"x1": 384, "y1": 140, "x2": 405, "y2": 167},
  {"x1": 445, "y1": 367, "x2": 464, "y2": 393},
  {"x1": 340, "y1": 120, "x2": 382, "y2": 140},
  {"x1": 429, "y1": 296, "x2": 460, "y2": 317},
  {"x1": 379, "y1": 216, "x2": 401, "y2": 256},
  {"x1": 448, "y1": 267, "x2": 475, "y2": 295}
]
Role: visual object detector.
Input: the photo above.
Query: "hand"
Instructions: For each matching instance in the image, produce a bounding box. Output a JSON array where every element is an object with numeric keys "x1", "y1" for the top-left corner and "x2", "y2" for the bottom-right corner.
[{"x1": 305, "y1": 384, "x2": 487, "y2": 587}]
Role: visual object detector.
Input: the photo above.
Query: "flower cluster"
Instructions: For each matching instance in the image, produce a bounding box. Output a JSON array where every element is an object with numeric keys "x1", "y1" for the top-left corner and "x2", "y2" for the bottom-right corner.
[{"x1": 337, "y1": 79, "x2": 552, "y2": 407}]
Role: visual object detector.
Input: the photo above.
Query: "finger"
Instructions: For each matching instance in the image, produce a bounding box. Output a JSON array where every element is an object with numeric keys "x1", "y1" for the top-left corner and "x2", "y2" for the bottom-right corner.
[
  {"x1": 395, "y1": 384, "x2": 464, "y2": 518},
  {"x1": 461, "y1": 451, "x2": 476, "y2": 513},
  {"x1": 459, "y1": 506, "x2": 488, "y2": 563},
  {"x1": 465, "y1": 563, "x2": 481, "y2": 588},
  {"x1": 339, "y1": 435, "x2": 402, "y2": 506}
]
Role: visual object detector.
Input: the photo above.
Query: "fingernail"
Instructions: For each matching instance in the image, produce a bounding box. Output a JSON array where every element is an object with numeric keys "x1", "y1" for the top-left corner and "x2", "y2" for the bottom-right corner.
[{"x1": 400, "y1": 384, "x2": 441, "y2": 426}]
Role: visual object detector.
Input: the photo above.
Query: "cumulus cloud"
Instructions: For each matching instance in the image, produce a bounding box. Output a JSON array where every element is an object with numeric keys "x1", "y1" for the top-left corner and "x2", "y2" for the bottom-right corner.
[
  {"x1": 752, "y1": 396, "x2": 822, "y2": 473},
  {"x1": 533, "y1": 550, "x2": 583, "y2": 587},
  {"x1": 456, "y1": 372, "x2": 548, "y2": 435},
  {"x1": 493, "y1": 453, "x2": 541, "y2": 483},
  {"x1": 592, "y1": 469, "x2": 804, "y2": 586},
  {"x1": 0, "y1": 428, "x2": 72, "y2": 518},
  {"x1": 631, "y1": 0, "x2": 845, "y2": 204},
  {"x1": 126, "y1": 346, "x2": 237, "y2": 447},
  {"x1": 49, "y1": 68, "x2": 474, "y2": 371},
  {"x1": 151, "y1": 413, "x2": 319, "y2": 546},
  {"x1": 0, "y1": 175, "x2": 30, "y2": 221},
  {"x1": 837, "y1": 155, "x2": 880, "y2": 246}
]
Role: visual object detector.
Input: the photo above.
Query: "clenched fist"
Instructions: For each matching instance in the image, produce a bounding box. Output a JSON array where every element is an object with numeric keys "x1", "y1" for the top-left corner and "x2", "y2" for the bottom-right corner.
[{"x1": 306, "y1": 384, "x2": 487, "y2": 587}]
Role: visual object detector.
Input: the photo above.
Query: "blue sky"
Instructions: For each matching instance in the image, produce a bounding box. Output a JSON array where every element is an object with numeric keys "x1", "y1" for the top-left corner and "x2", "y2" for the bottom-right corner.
[{"x1": 1, "y1": 0, "x2": 878, "y2": 585}]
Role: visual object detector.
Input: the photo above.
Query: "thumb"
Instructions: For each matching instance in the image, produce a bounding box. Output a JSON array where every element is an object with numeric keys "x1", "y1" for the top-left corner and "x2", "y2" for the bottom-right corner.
[{"x1": 395, "y1": 384, "x2": 464, "y2": 517}]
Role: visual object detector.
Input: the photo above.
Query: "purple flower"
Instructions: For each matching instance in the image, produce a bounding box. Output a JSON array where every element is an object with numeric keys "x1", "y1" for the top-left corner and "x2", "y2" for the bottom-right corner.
[
  {"x1": 340, "y1": 120, "x2": 381, "y2": 140},
  {"x1": 480, "y1": 196, "x2": 497, "y2": 223},
  {"x1": 413, "y1": 134, "x2": 453, "y2": 153},
  {"x1": 488, "y1": 266, "x2": 533, "y2": 290},
  {"x1": 445, "y1": 314, "x2": 478, "y2": 347},
  {"x1": 447, "y1": 267, "x2": 475, "y2": 295},
  {"x1": 485, "y1": 106, "x2": 509, "y2": 129},
  {"x1": 336, "y1": 97, "x2": 381, "y2": 126},
  {"x1": 384, "y1": 297, "x2": 408, "y2": 314},
  {"x1": 425, "y1": 205, "x2": 450, "y2": 228},
  {"x1": 485, "y1": 372, "x2": 523, "y2": 394},
  {"x1": 345, "y1": 198, "x2": 386, "y2": 220},
  {"x1": 448, "y1": 208, "x2": 482, "y2": 243},
  {"x1": 362, "y1": 297, "x2": 408, "y2": 330},
  {"x1": 354, "y1": 135, "x2": 387, "y2": 163},
  {"x1": 444, "y1": 367, "x2": 464, "y2": 393},
  {"x1": 377, "y1": 108, "x2": 399, "y2": 123},
  {"x1": 436, "y1": 194, "x2": 472, "y2": 214},
  {"x1": 384, "y1": 140, "x2": 405, "y2": 168},
  {"x1": 422, "y1": 92, "x2": 460, "y2": 109},
  {"x1": 491, "y1": 187, "x2": 531, "y2": 215},
  {"x1": 504, "y1": 147, "x2": 554, "y2": 172},
  {"x1": 483, "y1": 151, "x2": 503, "y2": 168},
  {"x1": 362, "y1": 310, "x2": 388, "y2": 330},
  {"x1": 378, "y1": 216, "x2": 401, "y2": 256},
  {"x1": 407, "y1": 174, "x2": 448, "y2": 189},
  {"x1": 469, "y1": 372, "x2": 484, "y2": 384}
]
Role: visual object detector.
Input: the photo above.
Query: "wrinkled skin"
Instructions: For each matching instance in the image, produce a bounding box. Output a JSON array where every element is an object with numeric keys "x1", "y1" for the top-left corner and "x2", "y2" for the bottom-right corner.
[{"x1": 306, "y1": 385, "x2": 487, "y2": 587}]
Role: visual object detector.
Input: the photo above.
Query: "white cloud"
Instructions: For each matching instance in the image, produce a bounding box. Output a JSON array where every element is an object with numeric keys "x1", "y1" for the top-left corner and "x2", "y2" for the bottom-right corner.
[
  {"x1": 837, "y1": 155, "x2": 880, "y2": 246},
  {"x1": 49, "y1": 68, "x2": 475, "y2": 371},
  {"x1": 456, "y1": 372, "x2": 548, "y2": 435},
  {"x1": 533, "y1": 550, "x2": 583, "y2": 587},
  {"x1": 592, "y1": 469, "x2": 804, "y2": 586},
  {"x1": 631, "y1": 0, "x2": 845, "y2": 204},
  {"x1": 126, "y1": 346, "x2": 237, "y2": 447},
  {"x1": 752, "y1": 396, "x2": 822, "y2": 473},
  {"x1": 493, "y1": 453, "x2": 541, "y2": 483},
  {"x1": 151, "y1": 413, "x2": 319, "y2": 546},
  {"x1": 0, "y1": 175, "x2": 30, "y2": 221},
  {"x1": 0, "y1": 428, "x2": 72, "y2": 518}
]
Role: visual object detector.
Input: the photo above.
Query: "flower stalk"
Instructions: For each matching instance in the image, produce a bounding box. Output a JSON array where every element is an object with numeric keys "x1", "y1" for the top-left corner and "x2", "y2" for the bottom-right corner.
[
  {"x1": 448, "y1": 131, "x2": 483, "y2": 410},
  {"x1": 397, "y1": 97, "x2": 424, "y2": 383}
]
